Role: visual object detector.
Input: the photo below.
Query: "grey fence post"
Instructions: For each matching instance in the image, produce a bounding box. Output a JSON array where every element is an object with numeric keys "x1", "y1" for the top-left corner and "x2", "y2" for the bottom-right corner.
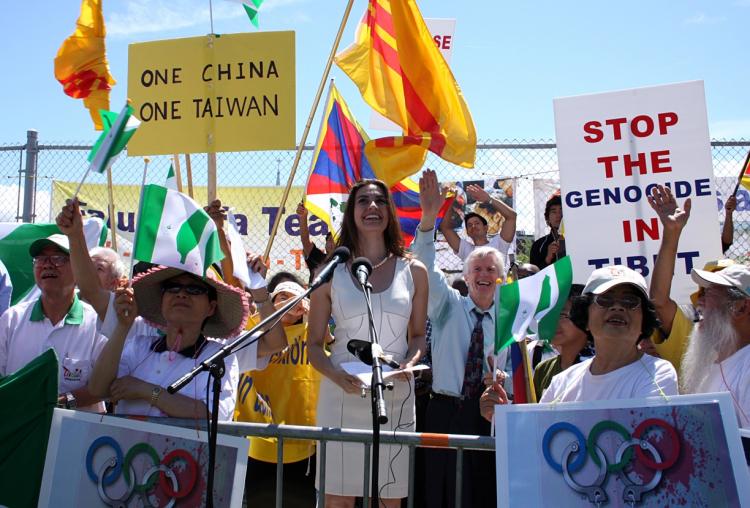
[{"x1": 22, "y1": 130, "x2": 38, "y2": 223}]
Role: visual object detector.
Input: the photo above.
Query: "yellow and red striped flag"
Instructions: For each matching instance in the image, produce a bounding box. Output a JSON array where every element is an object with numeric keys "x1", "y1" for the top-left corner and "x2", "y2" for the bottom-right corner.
[
  {"x1": 335, "y1": 0, "x2": 476, "y2": 187},
  {"x1": 54, "y1": 0, "x2": 116, "y2": 131}
]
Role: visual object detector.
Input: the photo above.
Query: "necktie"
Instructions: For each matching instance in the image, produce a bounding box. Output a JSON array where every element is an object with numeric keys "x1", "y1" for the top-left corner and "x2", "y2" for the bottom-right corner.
[{"x1": 461, "y1": 309, "x2": 487, "y2": 399}]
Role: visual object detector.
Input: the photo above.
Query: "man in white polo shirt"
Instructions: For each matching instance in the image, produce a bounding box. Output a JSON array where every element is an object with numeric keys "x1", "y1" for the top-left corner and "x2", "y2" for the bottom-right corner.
[{"x1": 0, "y1": 234, "x2": 107, "y2": 411}]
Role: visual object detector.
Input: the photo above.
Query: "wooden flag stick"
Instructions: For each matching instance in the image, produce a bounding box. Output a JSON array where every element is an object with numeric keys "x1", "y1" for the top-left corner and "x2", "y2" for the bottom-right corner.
[
  {"x1": 127, "y1": 157, "x2": 151, "y2": 283},
  {"x1": 185, "y1": 153, "x2": 195, "y2": 198},
  {"x1": 172, "y1": 154, "x2": 184, "y2": 192},
  {"x1": 105, "y1": 166, "x2": 118, "y2": 252},
  {"x1": 262, "y1": 0, "x2": 356, "y2": 262},
  {"x1": 732, "y1": 149, "x2": 750, "y2": 196},
  {"x1": 207, "y1": 152, "x2": 217, "y2": 203}
]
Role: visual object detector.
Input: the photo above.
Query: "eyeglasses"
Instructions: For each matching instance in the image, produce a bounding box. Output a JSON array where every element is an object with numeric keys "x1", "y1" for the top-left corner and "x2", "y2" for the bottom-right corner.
[
  {"x1": 32, "y1": 255, "x2": 69, "y2": 267},
  {"x1": 593, "y1": 294, "x2": 641, "y2": 310},
  {"x1": 161, "y1": 282, "x2": 211, "y2": 296}
]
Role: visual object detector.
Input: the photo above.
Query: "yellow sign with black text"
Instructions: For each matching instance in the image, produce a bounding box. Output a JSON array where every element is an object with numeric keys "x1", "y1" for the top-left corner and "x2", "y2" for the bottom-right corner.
[{"x1": 127, "y1": 31, "x2": 296, "y2": 155}]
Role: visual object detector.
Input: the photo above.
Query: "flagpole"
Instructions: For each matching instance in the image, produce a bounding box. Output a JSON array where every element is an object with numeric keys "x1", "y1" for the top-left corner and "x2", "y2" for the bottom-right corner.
[
  {"x1": 732, "y1": 149, "x2": 750, "y2": 196},
  {"x1": 127, "y1": 157, "x2": 151, "y2": 283},
  {"x1": 262, "y1": 0, "x2": 356, "y2": 262},
  {"x1": 106, "y1": 166, "x2": 118, "y2": 252},
  {"x1": 172, "y1": 154, "x2": 184, "y2": 193},
  {"x1": 185, "y1": 154, "x2": 195, "y2": 198}
]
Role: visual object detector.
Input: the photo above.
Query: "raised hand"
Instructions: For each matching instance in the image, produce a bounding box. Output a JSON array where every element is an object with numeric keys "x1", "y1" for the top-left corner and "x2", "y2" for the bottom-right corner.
[
  {"x1": 247, "y1": 253, "x2": 268, "y2": 278},
  {"x1": 418, "y1": 169, "x2": 446, "y2": 224},
  {"x1": 647, "y1": 185, "x2": 691, "y2": 233},
  {"x1": 56, "y1": 198, "x2": 84, "y2": 237},
  {"x1": 725, "y1": 194, "x2": 737, "y2": 214},
  {"x1": 296, "y1": 202, "x2": 308, "y2": 221},
  {"x1": 205, "y1": 199, "x2": 226, "y2": 229},
  {"x1": 466, "y1": 184, "x2": 490, "y2": 204},
  {"x1": 114, "y1": 286, "x2": 137, "y2": 327}
]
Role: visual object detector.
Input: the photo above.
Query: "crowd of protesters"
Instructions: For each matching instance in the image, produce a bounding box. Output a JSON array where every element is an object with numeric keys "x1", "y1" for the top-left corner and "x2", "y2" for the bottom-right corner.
[{"x1": 0, "y1": 169, "x2": 747, "y2": 508}]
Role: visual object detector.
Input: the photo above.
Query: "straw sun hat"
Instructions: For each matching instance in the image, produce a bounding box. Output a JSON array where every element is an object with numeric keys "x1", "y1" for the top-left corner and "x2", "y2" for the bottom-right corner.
[{"x1": 132, "y1": 266, "x2": 249, "y2": 338}]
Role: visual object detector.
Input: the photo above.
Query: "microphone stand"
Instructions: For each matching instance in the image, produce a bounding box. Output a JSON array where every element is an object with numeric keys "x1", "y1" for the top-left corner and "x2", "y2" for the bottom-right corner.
[
  {"x1": 356, "y1": 275, "x2": 388, "y2": 506},
  {"x1": 167, "y1": 284, "x2": 316, "y2": 508}
]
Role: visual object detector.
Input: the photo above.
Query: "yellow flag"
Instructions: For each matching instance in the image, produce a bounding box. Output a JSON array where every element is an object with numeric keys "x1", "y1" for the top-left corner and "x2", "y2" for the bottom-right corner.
[
  {"x1": 336, "y1": 0, "x2": 477, "y2": 187},
  {"x1": 54, "y1": 0, "x2": 115, "y2": 130}
]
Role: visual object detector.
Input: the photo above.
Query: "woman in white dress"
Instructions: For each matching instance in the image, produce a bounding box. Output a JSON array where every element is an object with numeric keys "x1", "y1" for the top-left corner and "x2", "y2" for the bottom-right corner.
[{"x1": 308, "y1": 179, "x2": 428, "y2": 508}]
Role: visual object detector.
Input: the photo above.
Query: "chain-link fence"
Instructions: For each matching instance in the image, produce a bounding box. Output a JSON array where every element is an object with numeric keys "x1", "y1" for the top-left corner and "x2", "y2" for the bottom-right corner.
[{"x1": 2, "y1": 133, "x2": 749, "y2": 279}]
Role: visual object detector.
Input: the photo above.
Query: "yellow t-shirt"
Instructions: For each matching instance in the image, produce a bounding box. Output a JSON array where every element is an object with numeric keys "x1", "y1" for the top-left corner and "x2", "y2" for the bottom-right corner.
[
  {"x1": 652, "y1": 305, "x2": 694, "y2": 375},
  {"x1": 234, "y1": 315, "x2": 322, "y2": 463}
]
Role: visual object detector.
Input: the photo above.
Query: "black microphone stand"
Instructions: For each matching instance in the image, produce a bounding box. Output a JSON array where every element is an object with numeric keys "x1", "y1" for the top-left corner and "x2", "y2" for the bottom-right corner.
[
  {"x1": 356, "y1": 272, "x2": 388, "y2": 506},
  {"x1": 167, "y1": 283, "x2": 316, "y2": 508}
]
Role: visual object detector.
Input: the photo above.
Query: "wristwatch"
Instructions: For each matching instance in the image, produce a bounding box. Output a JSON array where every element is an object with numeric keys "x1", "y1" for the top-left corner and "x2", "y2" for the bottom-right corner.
[
  {"x1": 150, "y1": 386, "x2": 163, "y2": 407},
  {"x1": 64, "y1": 392, "x2": 77, "y2": 410}
]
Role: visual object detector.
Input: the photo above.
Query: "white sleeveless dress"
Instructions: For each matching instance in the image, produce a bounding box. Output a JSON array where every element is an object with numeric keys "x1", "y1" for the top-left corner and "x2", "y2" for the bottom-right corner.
[{"x1": 315, "y1": 257, "x2": 415, "y2": 498}]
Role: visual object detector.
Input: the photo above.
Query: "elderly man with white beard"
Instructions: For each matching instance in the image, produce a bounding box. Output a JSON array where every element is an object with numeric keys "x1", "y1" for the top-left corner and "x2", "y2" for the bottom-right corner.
[{"x1": 681, "y1": 264, "x2": 750, "y2": 429}]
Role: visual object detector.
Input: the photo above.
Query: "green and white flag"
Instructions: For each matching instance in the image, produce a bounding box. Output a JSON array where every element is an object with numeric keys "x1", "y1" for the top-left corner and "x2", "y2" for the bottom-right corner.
[
  {"x1": 165, "y1": 164, "x2": 178, "y2": 190},
  {"x1": 495, "y1": 256, "x2": 573, "y2": 353},
  {"x1": 87, "y1": 103, "x2": 140, "y2": 174},
  {"x1": 0, "y1": 218, "x2": 107, "y2": 305},
  {"x1": 133, "y1": 184, "x2": 223, "y2": 276}
]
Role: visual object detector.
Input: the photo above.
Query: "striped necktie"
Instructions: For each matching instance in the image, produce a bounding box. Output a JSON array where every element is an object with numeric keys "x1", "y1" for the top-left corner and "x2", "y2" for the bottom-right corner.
[{"x1": 461, "y1": 309, "x2": 487, "y2": 399}]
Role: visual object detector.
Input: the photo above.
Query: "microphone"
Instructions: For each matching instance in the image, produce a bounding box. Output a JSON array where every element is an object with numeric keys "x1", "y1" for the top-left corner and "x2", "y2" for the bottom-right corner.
[
  {"x1": 351, "y1": 257, "x2": 373, "y2": 287},
  {"x1": 347, "y1": 339, "x2": 401, "y2": 369},
  {"x1": 310, "y1": 246, "x2": 351, "y2": 287}
]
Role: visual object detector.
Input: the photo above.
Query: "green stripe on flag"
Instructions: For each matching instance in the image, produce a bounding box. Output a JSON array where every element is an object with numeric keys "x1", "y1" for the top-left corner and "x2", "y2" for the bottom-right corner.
[
  {"x1": 495, "y1": 282, "x2": 520, "y2": 353},
  {"x1": 133, "y1": 185, "x2": 168, "y2": 262},
  {"x1": 176, "y1": 211, "x2": 211, "y2": 264}
]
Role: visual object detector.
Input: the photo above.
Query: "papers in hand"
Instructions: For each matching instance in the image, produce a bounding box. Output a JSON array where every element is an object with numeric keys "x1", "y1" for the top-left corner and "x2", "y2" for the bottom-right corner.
[{"x1": 341, "y1": 362, "x2": 429, "y2": 387}]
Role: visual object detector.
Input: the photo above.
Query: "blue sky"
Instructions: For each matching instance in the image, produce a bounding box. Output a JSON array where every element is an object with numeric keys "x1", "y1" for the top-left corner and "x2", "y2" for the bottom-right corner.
[{"x1": 1, "y1": 0, "x2": 748, "y2": 145}]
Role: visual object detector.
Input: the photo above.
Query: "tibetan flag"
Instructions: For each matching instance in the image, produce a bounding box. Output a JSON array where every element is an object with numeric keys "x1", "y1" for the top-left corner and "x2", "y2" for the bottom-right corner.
[
  {"x1": 0, "y1": 219, "x2": 107, "y2": 305},
  {"x1": 134, "y1": 185, "x2": 223, "y2": 276},
  {"x1": 391, "y1": 177, "x2": 454, "y2": 248},
  {"x1": 54, "y1": 0, "x2": 116, "y2": 131},
  {"x1": 509, "y1": 341, "x2": 536, "y2": 404},
  {"x1": 304, "y1": 83, "x2": 378, "y2": 237},
  {"x1": 495, "y1": 256, "x2": 573, "y2": 354},
  {"x1": 739, "y1": 150, "x2": 750, "y2": 191},
  {"x1": 87, "y1": 103, "x2": 140, "y2": 174},
  {"x1": 335, "y1": 0, "x2": 476, "y2": 187}
]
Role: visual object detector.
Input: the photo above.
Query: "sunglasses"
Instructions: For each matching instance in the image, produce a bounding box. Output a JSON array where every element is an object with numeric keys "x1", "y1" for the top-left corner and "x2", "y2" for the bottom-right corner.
[
  {"x1": 32, "y1": 255, "x2": 69, "y2": 267},
  {"x1": 593, "y1": 294, "x2": 641, "y2": 310},
  {"x1": 161, "y1": 282, "x2": 211, "y2": 296}
]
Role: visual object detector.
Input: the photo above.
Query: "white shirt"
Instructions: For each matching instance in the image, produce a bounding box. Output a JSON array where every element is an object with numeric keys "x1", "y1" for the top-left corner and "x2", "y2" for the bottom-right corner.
[
  {"x1": 457, "y1": 235, "x2": 511, "y2": 262},
  {"x1": 0, "y1": 295, "x2": 108, "y2": 411},
  {"x1": 700, "y1": 344, "x2": 750, "y2": 429},
  {"x1": 412, "y1": 228, "x2": 509, "y2": 396},
  {"x1": 100, "y1": 294, "x2": 268, "y2": 420},
  {"x1": 539, "y1": 354, "x2": 678, "y2": 403}
]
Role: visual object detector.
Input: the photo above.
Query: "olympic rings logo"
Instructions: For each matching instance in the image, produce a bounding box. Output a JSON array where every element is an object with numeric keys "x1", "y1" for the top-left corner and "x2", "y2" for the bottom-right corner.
[
  {"x1": 85, "y1": 436, "x2": 200, "y2": 508},
  {"x1": 541, "y1": 418, "x2": 681, "y2": 506}
]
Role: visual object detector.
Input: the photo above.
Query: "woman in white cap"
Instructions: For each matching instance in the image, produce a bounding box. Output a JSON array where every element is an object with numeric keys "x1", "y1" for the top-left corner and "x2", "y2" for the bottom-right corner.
[
  {"x1": 89, "y1": 266, "x2": 266, "y2": 420},
  {"x1": 308, "y1": 179, "x2": 428, "y2": 508},
  {"x1": 539, "y1": 265, "x2": 678, "y2": 403}
]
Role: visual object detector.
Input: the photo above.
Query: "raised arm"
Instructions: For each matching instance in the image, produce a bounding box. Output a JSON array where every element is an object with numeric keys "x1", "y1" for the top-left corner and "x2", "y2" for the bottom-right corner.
[
  {"x1": 205, "y1": 199, "x2": 240, "y2": 288},
  {"x1": 297, "y1": 202, "x2": 315, "y2": 257},
  {"x1": 56, "y1": 198, "x2": 110, "y2": 320},
  {"x1": 246, "y1": 254, "x2": 287, "y2": 356},
  {"x1": 466, "y1": 184, "x2": 518, "y2": 243},
  {"x1": 88, "y1": 287, "x2": 136, "y2": 398},
  {"x1": 722, "y1": 194, "x2": 736, "y2": 253},
  {"x1": 647, "y1": 185, "x2": 691, "y2": 334}
]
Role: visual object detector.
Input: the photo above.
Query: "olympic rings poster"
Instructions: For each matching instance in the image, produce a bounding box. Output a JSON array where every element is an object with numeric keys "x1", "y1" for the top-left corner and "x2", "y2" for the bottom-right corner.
[
  {"x1": 494, "y1": 393, "x2": 750, "y2": 508},
  {"x1": 37, "y1": 409, "x2": 249, "y2": 507}
]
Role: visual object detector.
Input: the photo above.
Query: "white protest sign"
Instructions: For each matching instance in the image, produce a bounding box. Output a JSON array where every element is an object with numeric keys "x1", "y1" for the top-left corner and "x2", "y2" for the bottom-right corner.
[
  {"x1": 554, "y1": 81, "x2": 721, "y2": 302},
  {"x1": 495, "y1": 393, "x2": 750, "y2": 507},
  {"x1": 369, "y1": 18, "x2": 456, "y2": 131}
]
